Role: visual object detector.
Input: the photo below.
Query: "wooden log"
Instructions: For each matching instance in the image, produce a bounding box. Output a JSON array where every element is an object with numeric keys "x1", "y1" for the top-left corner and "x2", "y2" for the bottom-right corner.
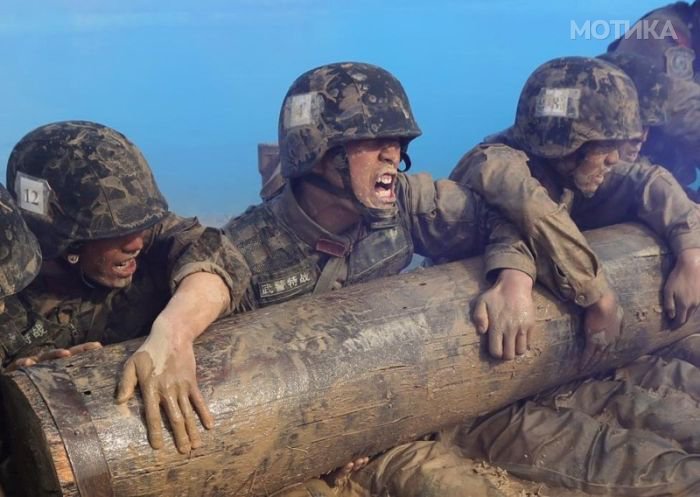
[{"x1": 1, "y1": 222, "x2": 698, "y2": 497}]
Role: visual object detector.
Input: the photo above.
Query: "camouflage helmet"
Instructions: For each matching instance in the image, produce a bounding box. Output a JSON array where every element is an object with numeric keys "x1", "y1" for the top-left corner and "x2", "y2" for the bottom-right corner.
[
  {"x1": 598, "y1": 52, "x2": 669, "y2": 127},
  {"x1": 278, "y1": 62, "x2": 422, "y2": 179},
  {"x1": 512, "y1": 56, "x2": 643, "y2": 158},
  {"x1": 6, "y1": 121, "x2": 168, "y2": 260},
  {"x1": 0, "y1": 184, "x2": 41, "y2": 298}
]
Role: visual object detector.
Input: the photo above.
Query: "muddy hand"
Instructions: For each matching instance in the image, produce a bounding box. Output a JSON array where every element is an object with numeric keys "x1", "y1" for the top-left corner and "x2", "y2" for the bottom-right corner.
[
  {"x1": 664, "y1": 248, "x2": 700, "y2": 328},
  {"x1": 581, "y1": 289, "x2": 623, "y2": 370},
  {"x1": 323, "y1": 456, "x2": 370, "y2": 487},
  {"x1": 115, "y1": 318, "x2": 213, "y2": 454},
  {"x1": 472, "y1": 269, "x2": 534, "y2": 360},
  {"x1": 6, "y1": 342, "x2": 102, "y2": 372}
]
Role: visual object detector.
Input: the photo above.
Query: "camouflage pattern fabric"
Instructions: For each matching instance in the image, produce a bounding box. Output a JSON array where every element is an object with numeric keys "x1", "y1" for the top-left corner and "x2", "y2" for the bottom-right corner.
[
  {"x1": 0, "y1": 295, "x2": 74, "y2": 370},
  {"x1": 278, "y1": 62, "x2": 422, "y2": 179},
  {"x1": 12, "y1": 213, "x2": 250, "y2": 356},
  {"x1": 598, "y1": 52, "x2": 671, "y2": 126},
  {"x1": 223, "y1": 173, "x2": 536, "y2": 311},
  {"x1": 608, "y1": 2, "x2": 698, "y2": 80},
  {"x1": 0, "y1": 184, "x2": 40, "y2": 299},
  {"x1": 450, "y1": 136, "x2": 700, "y2": 308},
  {"x1": 6, "y1": 121, "x2": 168, "y2": 259},
  {"x1": 511, "y1": 56, "x2": 643, "y2": 160},
  {"x1": 607, "y1": 2, "x2": 700, "y2": 188}
]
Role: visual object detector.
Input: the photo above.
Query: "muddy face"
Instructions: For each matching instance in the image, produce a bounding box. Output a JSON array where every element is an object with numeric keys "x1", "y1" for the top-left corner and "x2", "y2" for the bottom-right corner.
[
  {"x1": 76, "y1": 230, "x2": 147, "y2": 288},
  {"x1": 345, "y1": 138, "x2": 401, "y2": 210},
  {"x1": 618, "y1": 128, "x2": 649, "y2": 162},
  {"x1": 572, "y1": 142, "x2": 621, "y2": 198}
]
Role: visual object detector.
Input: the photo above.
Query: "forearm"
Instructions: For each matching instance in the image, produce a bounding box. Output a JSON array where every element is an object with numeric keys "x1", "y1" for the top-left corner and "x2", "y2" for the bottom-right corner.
[
  {"x1": 157, "y1": 272, "x2": 231, "y2": 342},
  {"x1": 460, "y1": 151, "x2": 606, "y2": 305}
]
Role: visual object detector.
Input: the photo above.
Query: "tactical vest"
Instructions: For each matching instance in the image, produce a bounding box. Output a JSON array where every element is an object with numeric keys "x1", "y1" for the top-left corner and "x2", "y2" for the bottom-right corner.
[{"x1": 226, "y1": 202, "x2": 414, "y2": 309}]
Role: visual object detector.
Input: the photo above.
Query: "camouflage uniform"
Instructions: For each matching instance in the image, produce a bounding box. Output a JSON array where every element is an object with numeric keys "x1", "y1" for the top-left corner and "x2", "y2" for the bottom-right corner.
[
  {"x1": 608, "y1": 1, "x2": 700, "y2": 189},
  {"x1": 225, "y1": 174, "x2": 533, "y2": 311},
  {"x1": 439, "y1": 57, "x2": 700, "y2": 496},
  {"x1": 227, "y1": 62, "x2": 535, "y2": 497},
  {"x1": 450, "y1": 57, "x2": 700, "y2": 309},
  {"x1": 225, "y1": 62, "x2": 535, "y2": 311},
  {"x1": 0, "y1": 184, "x2": 40, "y2": 300},
  {"x1": 0, "y1": 182, "x2": 45, "y2": 368},
  {"x1": 1, "y1": 121, "x2": 249, "y2": 367}
]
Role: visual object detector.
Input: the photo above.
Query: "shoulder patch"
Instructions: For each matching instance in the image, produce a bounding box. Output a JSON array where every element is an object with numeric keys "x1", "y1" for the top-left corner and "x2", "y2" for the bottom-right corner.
[{"x1": 665, "y1": 46, "x2": 695, "y2": 80}]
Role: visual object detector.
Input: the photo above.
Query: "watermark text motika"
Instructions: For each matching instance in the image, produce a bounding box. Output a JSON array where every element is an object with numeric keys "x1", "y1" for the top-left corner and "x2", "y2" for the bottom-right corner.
[{"x1": 570, "y1": 19, "x2": 678, "y2": 40}]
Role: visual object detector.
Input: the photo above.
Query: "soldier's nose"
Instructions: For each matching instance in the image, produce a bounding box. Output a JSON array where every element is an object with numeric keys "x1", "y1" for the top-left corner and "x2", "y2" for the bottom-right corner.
[
  {"x1": 605, "y1": 148, "x2": 620, "y2": 166},
  {"x1": 120, "y1": 230, "x2": 146, "y2": 254},
  {"x1": 379, "y1": 140, "x2": 401, "y2": 166}
]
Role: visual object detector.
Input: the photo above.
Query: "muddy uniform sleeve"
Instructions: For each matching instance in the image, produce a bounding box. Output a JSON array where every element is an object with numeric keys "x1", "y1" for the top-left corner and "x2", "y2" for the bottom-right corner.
[
  {"x1": 589, "y1": 159, "x2": 700, "y2": 254},
  {"x1": 144, "y1": 212, "x2": 252, "y2": 316},
  {"x1": 450, "y1": 144, "x2": 608, "y2": 307},
  {"x1": 399, "y1": 172, "x2": 536, "y2": 280}
]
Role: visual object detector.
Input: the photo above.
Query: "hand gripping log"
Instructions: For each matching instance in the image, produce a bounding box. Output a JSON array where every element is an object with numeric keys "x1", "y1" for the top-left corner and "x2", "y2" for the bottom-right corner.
[{"x1": 1, "y1": 223, "x2": 695, "y2": 497}]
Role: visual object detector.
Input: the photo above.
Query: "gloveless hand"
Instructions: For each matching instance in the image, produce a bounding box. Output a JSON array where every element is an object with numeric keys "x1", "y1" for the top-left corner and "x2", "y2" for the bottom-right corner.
[
  {"x1": 115, "y1": 317, "x2": 213, "y2": 454},
  {"x1": 6, "y1": 342, "x2": 102, "y2": 372},
  {"x1": 664, "y1": 247, "x2": 700, "y2": 328},
  {"x1": 472, "y1": 269, "x2": 535, "y2": 360}
]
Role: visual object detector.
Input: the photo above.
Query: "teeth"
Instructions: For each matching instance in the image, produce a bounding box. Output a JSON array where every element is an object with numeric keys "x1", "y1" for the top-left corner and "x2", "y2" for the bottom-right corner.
[{"x1": 377, "y1": 174, "x2": 394, "y2": 185}]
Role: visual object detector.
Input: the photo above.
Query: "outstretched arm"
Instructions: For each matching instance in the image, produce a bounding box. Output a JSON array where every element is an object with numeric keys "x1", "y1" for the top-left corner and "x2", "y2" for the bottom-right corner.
[{"x1": 116, "y1": 271, "x2": 230, "y2": 454}]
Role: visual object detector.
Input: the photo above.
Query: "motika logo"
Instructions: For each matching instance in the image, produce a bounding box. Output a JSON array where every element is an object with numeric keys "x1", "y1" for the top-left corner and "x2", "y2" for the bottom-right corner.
[{"x1": 570, "y1": 19, "x2": 679, "y2": 40}]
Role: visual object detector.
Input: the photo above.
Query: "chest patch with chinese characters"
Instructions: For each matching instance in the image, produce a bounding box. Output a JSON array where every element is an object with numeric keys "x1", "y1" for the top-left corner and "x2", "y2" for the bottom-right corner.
[
  {"x1": 255, "y1": 264, "x2": 317, "y2": 305},
  {"x1": 665, "y1": 46, "x2": 695, "y2": 80}
]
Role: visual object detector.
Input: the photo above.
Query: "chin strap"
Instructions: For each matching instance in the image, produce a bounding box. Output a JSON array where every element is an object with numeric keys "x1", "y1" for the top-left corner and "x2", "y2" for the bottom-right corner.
[{"x1": 304, "y1": 147, "x2": 402, "y2": 230}]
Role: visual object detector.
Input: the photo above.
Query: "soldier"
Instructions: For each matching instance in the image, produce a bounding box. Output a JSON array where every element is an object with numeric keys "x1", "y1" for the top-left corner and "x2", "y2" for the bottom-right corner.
[
  {"x1": 223, "y1": 61, "x2": 539, "y2": 496},
  {"x1": 0, "y1": 185, "x2": 41, "y2": 497},
  {"x1": 426, "y1": 56, "x2": 700, "y2": 495},
  {"x1": 608, "y1": 1, "x2": 700, "y2": 192},
  {"x1": 597, "y1": 51, "x2": 670, "y2": 163},
  {"x1": 0, "y1": 183, "x2": 42, "y2": 355},
  {"x1": 449, "y1": 56, "x2": 700, "y2": 367},
  {"x1": 5, "y1": 121, "x2": 251, "y2": 455},
  {"x1": 225, "y1": 61, "x2": 537, "y2": 360}
]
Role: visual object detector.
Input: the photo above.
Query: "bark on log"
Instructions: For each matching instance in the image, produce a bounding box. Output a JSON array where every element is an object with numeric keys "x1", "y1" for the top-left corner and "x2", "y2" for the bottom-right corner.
[{"x1": 1, "y1": 223, "x2": 697, "y2": 497}]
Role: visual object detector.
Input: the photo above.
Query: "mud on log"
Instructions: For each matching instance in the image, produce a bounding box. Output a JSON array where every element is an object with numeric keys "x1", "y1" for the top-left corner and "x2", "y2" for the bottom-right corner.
[{"x1": 2, "y1": 223, "x2": 698, "y2": 497}]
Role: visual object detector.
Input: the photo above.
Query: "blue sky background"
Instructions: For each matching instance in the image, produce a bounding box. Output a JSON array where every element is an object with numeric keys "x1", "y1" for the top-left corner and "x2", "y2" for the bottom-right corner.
[{"x1": 0, "y1": 0, "x2": 663, "y2": 224}]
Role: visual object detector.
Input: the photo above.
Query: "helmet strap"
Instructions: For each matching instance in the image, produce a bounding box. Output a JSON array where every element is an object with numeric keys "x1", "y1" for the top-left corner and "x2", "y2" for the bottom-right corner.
[{"x1": 331, "y1": 147, "x2": 399, "y2": 230}]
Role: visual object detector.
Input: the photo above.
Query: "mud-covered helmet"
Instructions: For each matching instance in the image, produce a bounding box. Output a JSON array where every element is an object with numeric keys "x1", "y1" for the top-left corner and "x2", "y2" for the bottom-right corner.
[
  {"x1": 278, "y1": 62, "x2": 422, "y2": 179},
  {"x1": 511, "y1": 56, "x2": 643, "y2": 158},
  {"x1": 598, "y1": 52, "x2": 669, "y2": 127},
  {"x1": 0, "y1": 184, "x2": 41, "y2": 298},
  {"x1": 6, "y1": 121, "x2": 168, "y2": 260}
]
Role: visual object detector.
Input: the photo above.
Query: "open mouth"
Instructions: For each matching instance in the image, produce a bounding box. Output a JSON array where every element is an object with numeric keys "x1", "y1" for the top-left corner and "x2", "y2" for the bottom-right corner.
[
  {"x1": 374, "y1": 173, "x2": 396, "y2": 203},
  {"x1": 112, "y1": 251, "x2": 140, "y2": 277}
]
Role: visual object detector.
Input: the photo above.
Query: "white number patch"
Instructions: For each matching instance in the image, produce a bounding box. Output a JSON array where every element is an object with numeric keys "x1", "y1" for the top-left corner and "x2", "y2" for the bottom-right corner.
[
  {"x1": 534, "y1": 88, "x2": 581, "y2": 119},
  {"x1": 15, "y1": 172, "x2": 50, "y2": 216}
]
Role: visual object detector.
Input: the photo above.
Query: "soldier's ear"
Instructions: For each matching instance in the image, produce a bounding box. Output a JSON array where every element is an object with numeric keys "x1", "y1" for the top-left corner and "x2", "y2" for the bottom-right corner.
[{"x1": 66, "y1": 254, "x2": 80, "y2": 264}]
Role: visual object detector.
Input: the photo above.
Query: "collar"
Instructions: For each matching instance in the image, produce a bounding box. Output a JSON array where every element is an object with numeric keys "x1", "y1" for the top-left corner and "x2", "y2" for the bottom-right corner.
[{"x1": 268, "y1": 183, "x2": 358, "y2": 258}]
